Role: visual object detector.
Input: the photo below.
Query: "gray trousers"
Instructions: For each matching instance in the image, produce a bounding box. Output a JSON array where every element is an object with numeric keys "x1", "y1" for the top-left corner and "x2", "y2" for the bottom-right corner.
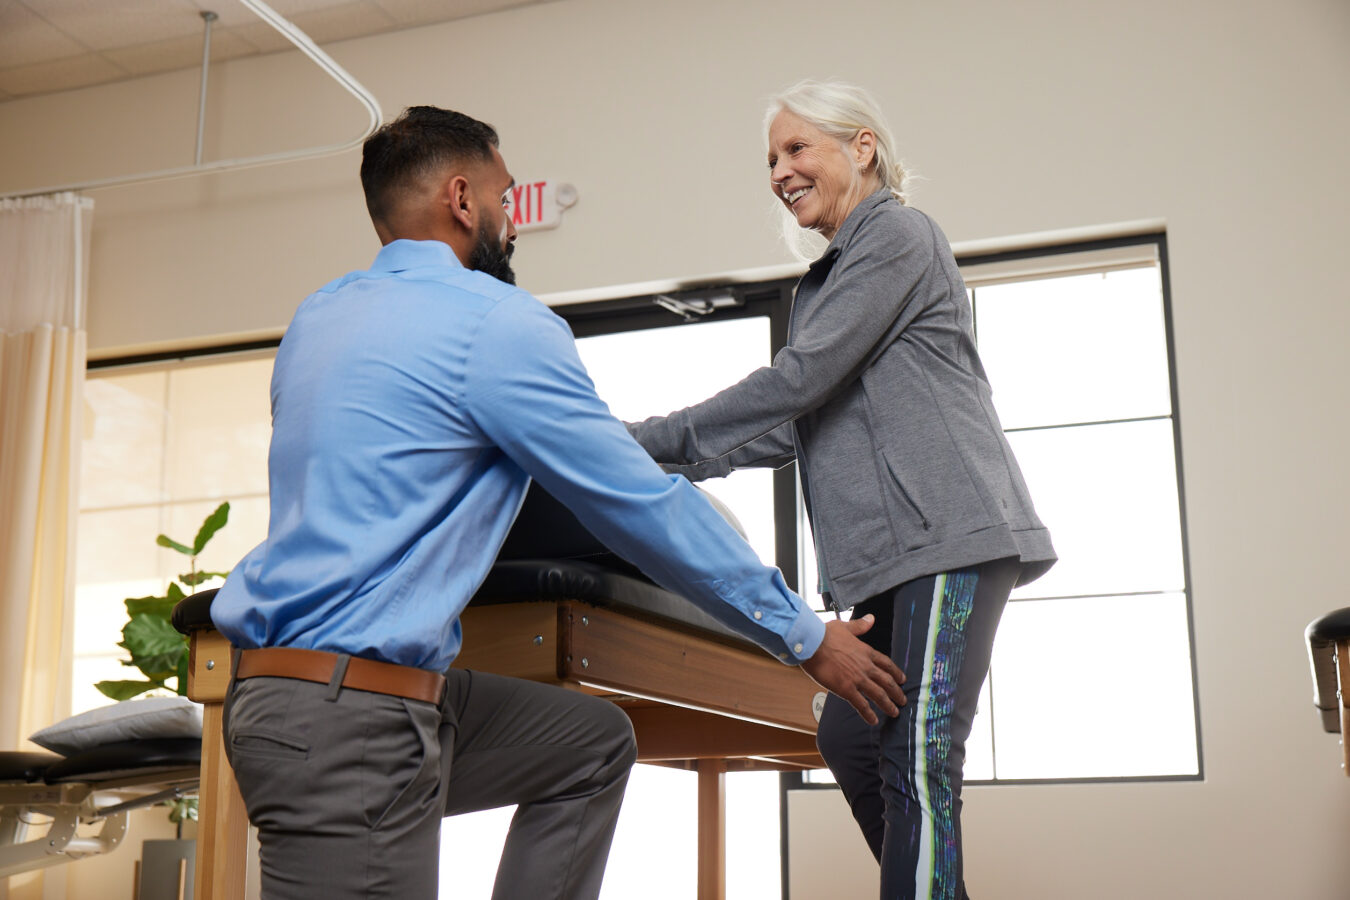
[{"x1": 223, "y1": 666, "x2": 638, "y2": 900}]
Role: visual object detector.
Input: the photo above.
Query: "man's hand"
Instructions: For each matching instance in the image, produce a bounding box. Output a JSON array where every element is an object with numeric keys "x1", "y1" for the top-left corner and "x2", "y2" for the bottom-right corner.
[{"x1": 800, "y1": 615, "x2": 907, "y2": 726}]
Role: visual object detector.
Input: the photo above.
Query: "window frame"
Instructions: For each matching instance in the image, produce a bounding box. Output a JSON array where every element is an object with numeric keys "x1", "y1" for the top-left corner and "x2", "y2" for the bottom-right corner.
[
  {"x1": 780, "y1": 229, "x2": 1200, "y2": 794},
  {"x1": 968, "y1": 232, "x2": 1201, "y2": 783}
]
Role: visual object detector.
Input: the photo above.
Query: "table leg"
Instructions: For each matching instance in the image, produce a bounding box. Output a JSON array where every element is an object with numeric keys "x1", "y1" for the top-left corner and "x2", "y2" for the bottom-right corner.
[
  {"x1": 193, "y1": 702, "x2": 247, "y2": 900},
  {"x1": 697, "y1": 759, "x2": 727, "y2": 900}
]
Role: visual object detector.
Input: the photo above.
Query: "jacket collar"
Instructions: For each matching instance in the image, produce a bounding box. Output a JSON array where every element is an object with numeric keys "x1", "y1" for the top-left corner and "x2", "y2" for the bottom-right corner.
[
  {"x1": 808, "y1": 188, "x2": 895, "y2": 270},
  {"x1": 371, "y1": 239, "x2": 464, "y2": 273}
]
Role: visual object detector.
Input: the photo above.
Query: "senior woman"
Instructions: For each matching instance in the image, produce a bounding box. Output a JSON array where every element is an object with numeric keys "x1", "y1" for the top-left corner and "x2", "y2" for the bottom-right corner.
[{"x1": 626, "y1": 80, "x2": 1056, "y2": 898}]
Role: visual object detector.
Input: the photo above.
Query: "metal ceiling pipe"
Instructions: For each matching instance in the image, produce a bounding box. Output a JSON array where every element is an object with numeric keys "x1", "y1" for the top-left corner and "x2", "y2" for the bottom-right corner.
[
  {"x1": 0, "y1": 0, "x2": 384, "y2": 201},
  {"x1": 196, "y1": 10, "x2": 219, "y2": 167}
]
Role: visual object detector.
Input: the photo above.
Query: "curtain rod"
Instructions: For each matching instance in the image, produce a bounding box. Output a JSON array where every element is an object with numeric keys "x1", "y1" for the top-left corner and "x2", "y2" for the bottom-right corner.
[{"x1": 0, "y1": 0, "x2": 383, "y2": 201}]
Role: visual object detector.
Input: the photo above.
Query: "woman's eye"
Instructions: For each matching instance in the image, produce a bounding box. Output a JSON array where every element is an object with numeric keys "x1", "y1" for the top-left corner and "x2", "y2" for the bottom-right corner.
[
  {"x1": 790, "y1": 143, "x2": 805, "y2": 154},
  {"x1": 767, "y1": 158, "x2": 777, "y2": 169}
]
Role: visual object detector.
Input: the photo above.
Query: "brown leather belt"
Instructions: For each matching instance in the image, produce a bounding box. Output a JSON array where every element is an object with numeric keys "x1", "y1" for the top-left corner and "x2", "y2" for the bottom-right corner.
[{"x1": 234, "y1": 646, "x2": 445, "y2": 705}]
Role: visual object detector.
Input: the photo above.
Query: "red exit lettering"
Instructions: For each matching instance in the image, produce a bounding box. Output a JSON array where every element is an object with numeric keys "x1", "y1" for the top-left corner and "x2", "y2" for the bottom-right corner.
[{"x1": 511, "y1": 181, "x2": 548, "y2": 226}]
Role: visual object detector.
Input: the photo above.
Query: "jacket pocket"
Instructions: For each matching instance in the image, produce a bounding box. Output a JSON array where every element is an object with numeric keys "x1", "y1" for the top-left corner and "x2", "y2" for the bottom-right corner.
[{"x1": 881, "y1": 452, "x2": 931, "y2": 537}]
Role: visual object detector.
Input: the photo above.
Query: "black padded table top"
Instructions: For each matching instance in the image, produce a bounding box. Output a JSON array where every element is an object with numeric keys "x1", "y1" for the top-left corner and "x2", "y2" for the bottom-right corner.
[
  {"x1": 0, "y1": 751, "x2": 61, "y2": 783},
  {"x1": 172, "y1": 588, "x2": 218, "y2": 634},
  {"x1": 472, "y1": 482, "x2": 749, "y2": 643},
  {"x1": 42, "y1": 738, "x2": 201, "y2": 785},
  {"x1": 1306, "y1": 607, "x2": 1350, "y2": 644},
  {"x1": 0, "y1": 740, "x2": 201, "y2": 789},
  {"x1": 1305, "y1": 607, "x2": 1350, "y2": 733},
  {"x1": 174, "y1": 482, "x2": 754, "y2": 646},
  {"x1": 471, "y1": 559, "x2": 744, "y2": 645}
]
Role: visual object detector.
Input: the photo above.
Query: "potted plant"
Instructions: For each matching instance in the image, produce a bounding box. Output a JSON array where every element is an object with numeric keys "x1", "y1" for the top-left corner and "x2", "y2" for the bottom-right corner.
[{"x1": 95, "y1": 501, "x2": 231, "y2": 840}]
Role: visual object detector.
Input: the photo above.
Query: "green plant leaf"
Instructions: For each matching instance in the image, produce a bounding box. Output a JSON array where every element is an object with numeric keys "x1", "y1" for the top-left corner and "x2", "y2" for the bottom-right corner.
[
  {"x1": 178, "y1": 570, "x2": 231, "y2": 587},
  {"x1": 124, "y1": 646, "x2": 185, "y2": 681},
  {"x1": 166, "y1": 797, "x2": 199, "y2": 824},
  {"x1": 176, "y1": 653, "x2": 189, "y2": 696},
  {"x1": 192, "y1": 502, "x2": 231, "y2": 555},
  {"x1": 121, "y1": 614, "x2": 188, "y2": 681},
  {"x1": 131, "y1": 657, "x2": 181, "y2": 681},
  {"x1": 156, "y1": 534, "x2": 194, "y2": 556},
  {"x1": 123, "y1": 613, "x2": 186, "y2": 655},
  {"x1": 126, "y1": 595, "x2": 178, "y2": 619},
  {"x1": 96, "y1": 680, "x2": 161, "y2": 701}
]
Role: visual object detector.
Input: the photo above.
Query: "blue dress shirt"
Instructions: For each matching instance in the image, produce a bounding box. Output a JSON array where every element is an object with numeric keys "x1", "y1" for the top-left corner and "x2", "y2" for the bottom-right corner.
[{"x1": 212, "y1": 240, "x2": 825, "y2": 672}]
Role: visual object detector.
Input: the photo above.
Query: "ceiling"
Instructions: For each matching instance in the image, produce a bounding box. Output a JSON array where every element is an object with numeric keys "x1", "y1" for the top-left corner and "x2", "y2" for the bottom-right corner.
[{"x1": 0, "y1": 0, "x2": 551, "y2": 102}]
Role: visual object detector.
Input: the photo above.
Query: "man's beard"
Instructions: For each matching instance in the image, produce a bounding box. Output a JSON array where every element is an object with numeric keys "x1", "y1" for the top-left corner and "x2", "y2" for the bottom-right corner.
[{"x1": 468, "y1": 220, "x2": 516, "y2": 285}]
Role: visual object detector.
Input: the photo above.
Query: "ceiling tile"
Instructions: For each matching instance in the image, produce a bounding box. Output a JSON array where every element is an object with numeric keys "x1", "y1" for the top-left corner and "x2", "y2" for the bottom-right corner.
[
  {"x1": 0, "y1": 51, "x2": 128, "y2": 97},
  {"x1": 188, "y1": 0, "x2": 372, "y2": 30},
  {"x1": 101, "y1": 28, "x2": 258, "y2": 76},
  {"x1": 0, "y1": 0, "x2": 89, "y2": 67},
  {"x1": 229, "y1": 19, "x2": 304, "y2": 54},
  {"x1": 287, "y1": 2, "x2": 396, "y2": 45},
  {"x1": 371, "y1": 0, "x2": 539, "y2": 27},
  {"x1": 33, "y1": 0, "x2": 211, "y2": 51},
  {"x1": 1, "y1": 0, "x2": 569, "y2": 99}
]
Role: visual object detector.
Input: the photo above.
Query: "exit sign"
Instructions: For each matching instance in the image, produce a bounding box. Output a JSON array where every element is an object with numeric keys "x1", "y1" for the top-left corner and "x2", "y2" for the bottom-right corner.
[{"x1": 511, "y1": 180, "x2": 577, "y2": 233}]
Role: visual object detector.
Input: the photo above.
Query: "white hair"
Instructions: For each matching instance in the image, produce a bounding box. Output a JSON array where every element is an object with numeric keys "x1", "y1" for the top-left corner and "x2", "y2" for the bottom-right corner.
[{"x1": 765, "y1": 79, "x2": 913, "y2": 260}]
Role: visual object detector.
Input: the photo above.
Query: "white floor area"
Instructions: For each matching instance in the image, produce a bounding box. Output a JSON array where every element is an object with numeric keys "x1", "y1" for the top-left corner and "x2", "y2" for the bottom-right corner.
[{"x1": 439, "y1": 765, "x2": 781, "y2": 898}]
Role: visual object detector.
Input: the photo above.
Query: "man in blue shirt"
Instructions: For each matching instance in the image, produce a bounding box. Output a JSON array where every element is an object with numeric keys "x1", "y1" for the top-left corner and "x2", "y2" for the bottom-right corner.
[{"x1": 212, "y1": 106, "x2": 906, "y2": 900}]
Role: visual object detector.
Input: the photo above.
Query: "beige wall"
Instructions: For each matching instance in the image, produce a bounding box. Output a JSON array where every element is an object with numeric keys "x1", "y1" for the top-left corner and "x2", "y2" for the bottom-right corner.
[{"x1": 3, "y1": 0, "x2": 1349, "y2": 896}]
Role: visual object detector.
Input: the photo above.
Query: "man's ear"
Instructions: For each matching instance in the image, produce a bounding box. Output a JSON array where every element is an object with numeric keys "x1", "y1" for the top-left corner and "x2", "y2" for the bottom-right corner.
[{"x1": 444, "y1": 174, "x2": 475, "y2": 232}]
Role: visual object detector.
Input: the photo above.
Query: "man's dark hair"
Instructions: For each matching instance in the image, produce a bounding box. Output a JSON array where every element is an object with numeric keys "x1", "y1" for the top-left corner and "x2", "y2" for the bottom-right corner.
[{"x1": 360, "y1": 106, "x2": 499, "y2": 224}]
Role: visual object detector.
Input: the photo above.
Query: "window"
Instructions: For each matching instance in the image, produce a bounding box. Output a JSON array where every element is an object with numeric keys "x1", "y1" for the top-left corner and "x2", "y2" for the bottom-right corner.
[
  {"x1": 795, "y1": 234, "x2": 1200, "y2": 787},
  {"x1": 963, "y1": 236, "x2": 1198, "y2": 782},
  {"x1": 75, "y1": 353, "x2": 272, "y2": 716}
]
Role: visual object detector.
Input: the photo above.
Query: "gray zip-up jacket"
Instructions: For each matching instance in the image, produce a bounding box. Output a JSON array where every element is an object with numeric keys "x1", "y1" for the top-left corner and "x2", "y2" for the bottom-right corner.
[{"x1": 628, "y1": 190, "x2": 1055, "y2": 610}]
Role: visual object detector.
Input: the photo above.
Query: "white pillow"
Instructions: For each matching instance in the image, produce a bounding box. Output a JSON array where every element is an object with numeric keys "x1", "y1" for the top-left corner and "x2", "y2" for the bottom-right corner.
[{"x1": 29, "y1": 696, "x2": 203, "y2": 756}]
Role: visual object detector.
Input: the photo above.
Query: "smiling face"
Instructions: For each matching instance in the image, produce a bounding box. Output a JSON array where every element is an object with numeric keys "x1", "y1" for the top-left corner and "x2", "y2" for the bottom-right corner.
[{"x1": 767, "y1": 109, "x2": 876, "y2": 240}]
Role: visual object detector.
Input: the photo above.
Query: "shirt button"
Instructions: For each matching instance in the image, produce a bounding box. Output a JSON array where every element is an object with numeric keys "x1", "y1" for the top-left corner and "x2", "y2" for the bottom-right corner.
[
  {"x1": 778, "y1": 652, "x2": 788, "y2": 660},
  {"x1": 793, "y1": 642, "x2": 804, "y2": 654},
  {"x1": 753, "y1": 610, "x2": 763, "y2": 620}
]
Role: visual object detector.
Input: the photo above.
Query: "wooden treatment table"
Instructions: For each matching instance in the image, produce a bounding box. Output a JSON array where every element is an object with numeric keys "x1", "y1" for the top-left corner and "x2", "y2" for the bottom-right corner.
[
  {"x1": 1305, "y1": 607, "x2": 1350, "y2": 775},
  {"x1": 176, "y1": 488, "x2": 825, "y2": 900}
]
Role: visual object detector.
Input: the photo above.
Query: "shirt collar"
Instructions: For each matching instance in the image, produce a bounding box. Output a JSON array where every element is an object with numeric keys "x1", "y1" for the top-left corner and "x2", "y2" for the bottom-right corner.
[{"x1": 371, "y1": 239, "x2": 465, "y2": 273}]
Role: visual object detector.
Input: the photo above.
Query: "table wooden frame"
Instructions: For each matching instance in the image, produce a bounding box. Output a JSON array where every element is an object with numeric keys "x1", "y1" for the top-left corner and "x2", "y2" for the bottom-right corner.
[
  {"x1": 185, "y1": 597, "x2": 824, "y2": 900},
  {"x1": 1337, "y1": 639, "x2": 1350, "y2": 775}
]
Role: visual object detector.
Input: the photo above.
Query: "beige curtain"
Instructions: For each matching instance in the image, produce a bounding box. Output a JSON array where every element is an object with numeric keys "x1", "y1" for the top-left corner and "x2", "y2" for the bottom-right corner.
[{"x1": 0, "y1": 192, "x2": 91, "y2": 759}]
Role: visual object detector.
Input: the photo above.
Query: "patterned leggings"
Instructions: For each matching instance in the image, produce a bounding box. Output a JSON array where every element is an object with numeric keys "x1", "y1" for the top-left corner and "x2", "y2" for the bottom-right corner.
[{"x1": 816, "y1": 557, "x2": 1020, "y2": 900}]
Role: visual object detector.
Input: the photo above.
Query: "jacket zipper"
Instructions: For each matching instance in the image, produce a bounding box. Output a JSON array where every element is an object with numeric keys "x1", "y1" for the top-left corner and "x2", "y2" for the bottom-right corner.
[
  {"x1": 787, "y1": 271, "x2": 838, "y2": 609},
  {"x1": 793, "y1": 432, "x2": 835, "y2": 609}
]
